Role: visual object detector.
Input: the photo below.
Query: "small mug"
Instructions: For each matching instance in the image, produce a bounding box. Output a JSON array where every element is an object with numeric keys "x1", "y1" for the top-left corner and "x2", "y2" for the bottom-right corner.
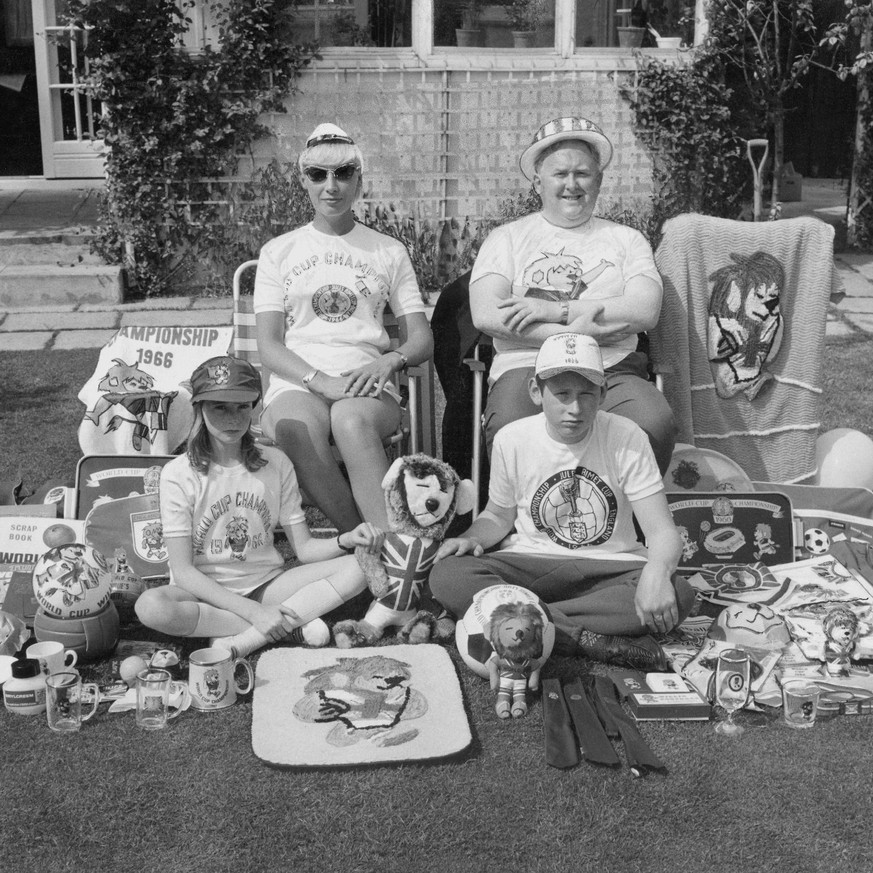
[
  {"x1": 782, "y1": 679, "x2": 821, "y2": 730},
  {"x1": 46, "y1": 671, "x2": 99, "y2": 733},
  {"x1": 188, "y1": 647, "x2": 254, "y2": 711},
  {"x1": 26, "y1": 641, "x2": 78, "y2": 677},
  {"x1": 136, "y1": 668, "x2": 189, "y2": 730}
]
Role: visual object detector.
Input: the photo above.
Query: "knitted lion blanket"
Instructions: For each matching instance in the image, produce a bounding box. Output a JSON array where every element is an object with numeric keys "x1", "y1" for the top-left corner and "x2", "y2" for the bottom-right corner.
[{"x1": 652, "y1": 214, "x2": 842, "y2": 484}]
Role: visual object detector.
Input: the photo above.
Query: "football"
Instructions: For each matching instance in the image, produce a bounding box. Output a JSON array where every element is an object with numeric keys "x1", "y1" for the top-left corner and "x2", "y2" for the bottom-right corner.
[
  {"x1": 455, "y1": 584, "x2": 555, "y2": 680},
  {"x1": 32, "y1": 543, "x2": 112, "y2": 619},
  {"x1": 804, "y1": 528, "x2": 831, "y2": 555},
  {"x1": 709, "y1": 602, "x2": 790, "y2": 650}
]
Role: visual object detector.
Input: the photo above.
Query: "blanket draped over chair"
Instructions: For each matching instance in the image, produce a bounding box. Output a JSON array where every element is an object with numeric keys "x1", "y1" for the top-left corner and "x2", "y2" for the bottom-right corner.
[{"x1": 652, "y1": 214, "x2": 842, "y2": 484}]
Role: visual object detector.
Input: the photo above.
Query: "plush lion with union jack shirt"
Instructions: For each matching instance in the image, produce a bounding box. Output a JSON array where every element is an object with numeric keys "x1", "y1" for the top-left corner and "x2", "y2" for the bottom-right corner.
[{"x1": 333, "y1": 454, "x2": 475, "y2": 648}]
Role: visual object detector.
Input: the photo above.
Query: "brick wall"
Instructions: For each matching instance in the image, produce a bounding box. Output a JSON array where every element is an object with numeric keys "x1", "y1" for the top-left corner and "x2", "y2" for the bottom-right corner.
[{"x1": 257, "y1": 65, "x2": 655, "y2": 223}]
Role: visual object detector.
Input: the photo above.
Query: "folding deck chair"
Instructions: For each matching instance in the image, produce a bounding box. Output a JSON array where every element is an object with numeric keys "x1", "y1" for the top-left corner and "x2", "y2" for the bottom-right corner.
[{"x1": 232, "y1": 259, "x2": 427, "y2": 457}]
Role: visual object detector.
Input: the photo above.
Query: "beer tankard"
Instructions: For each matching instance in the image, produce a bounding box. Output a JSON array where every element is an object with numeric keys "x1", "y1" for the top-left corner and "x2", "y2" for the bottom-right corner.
[
  {"x1": 188, "y1": 647, "x2": 254, "y2": 711},
  {"x1": 136, "y1": 668, "x2": 189, "y2": 730},
  {"x1": 46, "y1": 671, "x2": 99, "y2": 733}
]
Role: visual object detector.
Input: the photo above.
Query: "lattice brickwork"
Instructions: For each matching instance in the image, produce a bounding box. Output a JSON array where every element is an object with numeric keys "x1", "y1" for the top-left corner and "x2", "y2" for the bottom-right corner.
[{"x1": 256, "y1": 66, "x2": 653, "y2": 223}]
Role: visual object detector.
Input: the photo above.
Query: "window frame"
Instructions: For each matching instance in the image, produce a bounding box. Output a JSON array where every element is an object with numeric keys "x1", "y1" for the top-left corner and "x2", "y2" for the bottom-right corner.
[{"x1": 182, "y1": 0, "x2": 706, "y2": 64}]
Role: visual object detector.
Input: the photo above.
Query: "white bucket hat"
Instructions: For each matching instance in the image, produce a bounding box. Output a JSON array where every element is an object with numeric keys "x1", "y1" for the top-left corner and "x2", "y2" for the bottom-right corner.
[
  {"x1": 535, "y1": 333, "x2": 605, "y2": 385},
  {"x1": 519, "y1": 117, "x2": 614, "y2": 180}
]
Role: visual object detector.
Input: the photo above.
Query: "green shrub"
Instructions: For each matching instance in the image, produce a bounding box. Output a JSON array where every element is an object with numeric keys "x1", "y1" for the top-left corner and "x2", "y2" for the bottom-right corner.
[
  {"x1": 68, "y1": 0, "x2": 318, "y2": 296},
  {"x1": 623, "y1": 52, "x2": 749, "y2": 232}
]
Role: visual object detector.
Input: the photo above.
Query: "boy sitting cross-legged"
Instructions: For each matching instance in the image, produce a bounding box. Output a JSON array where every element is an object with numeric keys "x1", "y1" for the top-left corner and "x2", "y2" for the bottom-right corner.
[{"x1": 430, "y1": 332, "x2": 694, "y2": 670}]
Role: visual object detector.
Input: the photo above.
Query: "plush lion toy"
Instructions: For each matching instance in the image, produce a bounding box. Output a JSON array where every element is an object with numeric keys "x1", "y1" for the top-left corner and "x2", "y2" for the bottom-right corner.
[{"x1": 333, "y1": 454, "x2": 475, "y2": 648}]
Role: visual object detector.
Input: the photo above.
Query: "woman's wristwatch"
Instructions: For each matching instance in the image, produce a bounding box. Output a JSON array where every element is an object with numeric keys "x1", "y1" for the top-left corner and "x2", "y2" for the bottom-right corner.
[
  {"x1": 559, "y1": 301, "x2": 570, "y2": 326},
  {"x1": 336, "y1": 534, "x2": 354, "y2": 553},
  {"x1": 302, "y1": 369, "x2": 319, "y2": 386},
  {"x1": 391, "y1": 350, "x2": 409, "y2": 370}
]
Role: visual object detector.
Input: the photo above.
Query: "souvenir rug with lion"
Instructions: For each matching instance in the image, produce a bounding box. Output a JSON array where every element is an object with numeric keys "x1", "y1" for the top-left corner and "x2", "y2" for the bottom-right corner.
[{"x1": 251, "y1": 645, "x2": 471, "y2": 768}]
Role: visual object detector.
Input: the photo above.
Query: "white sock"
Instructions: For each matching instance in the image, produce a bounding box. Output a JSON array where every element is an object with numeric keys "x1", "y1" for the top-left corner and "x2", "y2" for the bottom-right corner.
[{"x1": 215, "y1": 578, "x2": 350, "y2": 658}]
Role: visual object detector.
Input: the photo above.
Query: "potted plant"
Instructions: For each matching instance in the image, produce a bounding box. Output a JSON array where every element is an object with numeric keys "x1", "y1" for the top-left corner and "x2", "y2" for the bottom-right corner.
[
  {"x1": 332, "y1": 10, "x2": 375, "y2": 46},
  {"x1": 455, "y1": 0, "x2": 483, "y2": 46},
  {"x1": 508, "y1": 0, "x2": 545, "y2": 47},
  {"x1": 617, "y1": 0, "x2": 646, "y2": 48},
  {"x1": 646, "y1": 0, "x2": 693, "y2": 47}
]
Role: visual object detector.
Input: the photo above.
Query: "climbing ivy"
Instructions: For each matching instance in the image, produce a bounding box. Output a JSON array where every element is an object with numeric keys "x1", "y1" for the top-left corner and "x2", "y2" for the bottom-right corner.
[
  {"x1": 623, "y1": 52, "x2": 749, "y2": 237},
  {"x1": 67, "y1": 0, "x2": 319, "y2": 295}
]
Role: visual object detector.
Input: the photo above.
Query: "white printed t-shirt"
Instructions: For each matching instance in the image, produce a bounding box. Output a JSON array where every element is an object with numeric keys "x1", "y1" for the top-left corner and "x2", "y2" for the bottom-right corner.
[
  {"x1": 253, "y1": 222, "x2": 425, "y2": 406},
  {"x1": 160, "y1": 446, "x2": 305, "y2": 592},
  {"x1": 489, "y1": 410, "x2": 664, "y2": 560},
  {"x1": 471, "y1": 213, "x2": 662, "y2": 382}
]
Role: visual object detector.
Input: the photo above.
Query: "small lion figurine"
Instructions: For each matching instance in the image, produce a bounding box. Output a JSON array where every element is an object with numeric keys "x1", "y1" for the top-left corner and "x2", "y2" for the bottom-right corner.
[
  {"x1": 485, "y1": 602, "x2": 545, "y2": 719},
  {"x1": 822, "y1": 606, "x2": 861, "y2": 677},
  {"x1": 333, "y1": 454, "x2": 475, "y2": 648}
]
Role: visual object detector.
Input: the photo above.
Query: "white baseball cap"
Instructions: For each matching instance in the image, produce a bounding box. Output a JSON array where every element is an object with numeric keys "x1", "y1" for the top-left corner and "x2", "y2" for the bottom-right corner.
[{"x1": 535, "y1": 333, "x2": 605, "y2": 385}]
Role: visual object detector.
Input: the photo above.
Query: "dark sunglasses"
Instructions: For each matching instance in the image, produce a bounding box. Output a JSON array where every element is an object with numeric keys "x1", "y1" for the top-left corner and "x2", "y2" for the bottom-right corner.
[{"x1": 302, "y1": 163, "x2": 358, "y2": 183}]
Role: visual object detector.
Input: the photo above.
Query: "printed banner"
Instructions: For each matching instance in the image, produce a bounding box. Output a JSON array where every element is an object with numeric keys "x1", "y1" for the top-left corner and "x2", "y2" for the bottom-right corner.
[{"x1": 77, "y1": 325, "x2": 232, "y2": 455}]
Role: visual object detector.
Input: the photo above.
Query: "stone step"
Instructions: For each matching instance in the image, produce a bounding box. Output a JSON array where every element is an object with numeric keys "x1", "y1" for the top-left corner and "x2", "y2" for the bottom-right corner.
[
  {"x1": 0, "y1": 263, "x2": 125, "y2": 308},
  {"x1": 0, "y1": 241, "x2": 105, "y2": 268},
  {"x1": 0, "y1": 228, "x2": 98, "y2": 247}
]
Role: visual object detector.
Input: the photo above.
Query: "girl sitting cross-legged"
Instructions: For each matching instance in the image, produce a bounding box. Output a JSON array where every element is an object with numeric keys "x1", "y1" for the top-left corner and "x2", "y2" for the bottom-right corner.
[{"x1": 135, "y1": 355, "x2": 383, "y2": 658}]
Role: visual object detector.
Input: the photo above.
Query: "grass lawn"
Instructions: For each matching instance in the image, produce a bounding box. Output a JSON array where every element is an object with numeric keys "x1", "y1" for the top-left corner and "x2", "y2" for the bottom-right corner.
[{"x1": 2, "y1": 333, "x2": 873, "y2": 873}]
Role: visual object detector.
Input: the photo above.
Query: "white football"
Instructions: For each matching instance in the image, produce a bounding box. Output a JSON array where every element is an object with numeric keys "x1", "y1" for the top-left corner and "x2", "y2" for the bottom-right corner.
[
  {"x1": 803, "y1": 528, "x2": 831, "y2": 555},
  {"x1": 455, "y1": 584, "x2": 555, "y2": 680},
  {"x1": 32, "y1": 543, "x2": 112, "y2": 619}
]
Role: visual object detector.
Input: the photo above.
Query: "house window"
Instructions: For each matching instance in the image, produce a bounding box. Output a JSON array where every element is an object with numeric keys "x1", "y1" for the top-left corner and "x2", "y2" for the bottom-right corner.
[
  {"x1": 276, "y1": 0, "x2": 413, "y2": 47},
  {"x1": 183, "y1": 0, "x2": 699, "y2": 54},
  {"x1": 434, "y1": 0, "x2": 556, "y2": 48},
  {"x1": 581, "y1": 0, "x2": 693, "y2": 49}
]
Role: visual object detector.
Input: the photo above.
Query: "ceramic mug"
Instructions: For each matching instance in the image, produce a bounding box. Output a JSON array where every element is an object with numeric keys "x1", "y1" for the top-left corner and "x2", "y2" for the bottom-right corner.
[
  {"x1": 26, "y1": 640, "x2": 78, "y2": 676},
  {"x1": 46, "y1": 671, "x2": 99, "y2": 733},
  {"x1": 136, "y1": 668, "x2": 189, "y2": 730},
  {"x1": 188, "y1": 647, "x2": 254, "y2": 711}
]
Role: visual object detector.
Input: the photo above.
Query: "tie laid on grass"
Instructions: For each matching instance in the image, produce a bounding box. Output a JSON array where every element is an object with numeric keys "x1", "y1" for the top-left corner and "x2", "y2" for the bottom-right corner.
[
  {"x1": 592, "y1": 675, "x2": 667, "y2": 777},
  {"x1": 563, "y1": 677, "x2": 620, "y2": 767},
  {"x1": 541, "y1": 678, "x2": 579, "y2": 769}
]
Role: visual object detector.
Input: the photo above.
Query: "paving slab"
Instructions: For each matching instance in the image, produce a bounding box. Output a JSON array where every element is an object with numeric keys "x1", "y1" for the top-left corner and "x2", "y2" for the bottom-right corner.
[
  {"x1": 118, "y1": 308, "x2": 231, "y2": 328},
  {"x1": 108, "y1": 297, "x2": 194, "y2": 312},
  {"x1": 836, "y1": 296, "x2": 873, "y2": 314},
  {"x1": 836, "y1": 254, "x2": 873, "y2": 282},
  {"x1": 0, "y1": 303, "x2": 78, "y2": 314},
  {"x1": 52, "y1": 329, "x2": 119, "y2": 350},
  {"x1": 191, "y1": 297, "x2": 234, "y2": 310},
  {"x1": 1, "y1": 331, "x2": 54, "y2": 351},
  {"x1": 837, "y1": 270, "x2": 873, "y2": 299},
  {"x1": 843, "y1": 312, "x2": 873, "y2": 334},
  {"x1": 825, "y1": 317, "x2": 856, "y2": 339},
  {"x1": 0, "y1": 310, "x2": 119, "y2": 332}
]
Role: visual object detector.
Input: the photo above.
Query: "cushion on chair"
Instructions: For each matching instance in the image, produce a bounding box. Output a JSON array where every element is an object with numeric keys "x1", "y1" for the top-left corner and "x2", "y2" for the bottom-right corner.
[{"x1": 652, "y1": 214, "x2": 841, "y2": 484}]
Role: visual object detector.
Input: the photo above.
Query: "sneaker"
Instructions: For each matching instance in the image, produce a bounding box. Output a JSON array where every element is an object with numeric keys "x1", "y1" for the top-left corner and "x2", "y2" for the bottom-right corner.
[
  {"x1": 209, "y1": 636, "x2": 237, "y2": 657},
  {"x1": 288, "y1": 618, "x2": 330, "y2": 648},
  {"x1": 577, "y1": 631, "x2": 668, "y2": 672}
]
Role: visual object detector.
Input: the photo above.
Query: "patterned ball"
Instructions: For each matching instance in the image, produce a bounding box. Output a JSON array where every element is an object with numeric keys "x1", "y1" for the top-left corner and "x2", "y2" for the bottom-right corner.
[
  {"x1": 32, "y1": 543, "x2": 112, "y2": 619},
  {"x1": 804, "y1": 528, "x2": 831, "y2": 556},
  {"x1": 709, "y1": 603, "x2": 790, "y2": 650},
  {"x1": 455, "y1": 584, "x2": 555, "y2": 680}
]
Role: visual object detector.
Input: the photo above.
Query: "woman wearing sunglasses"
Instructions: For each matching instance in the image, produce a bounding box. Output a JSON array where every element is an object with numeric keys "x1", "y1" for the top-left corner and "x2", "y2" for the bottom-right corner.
[{"x1": 253, "y1": 123, "x2": 433, "y2": 530}]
